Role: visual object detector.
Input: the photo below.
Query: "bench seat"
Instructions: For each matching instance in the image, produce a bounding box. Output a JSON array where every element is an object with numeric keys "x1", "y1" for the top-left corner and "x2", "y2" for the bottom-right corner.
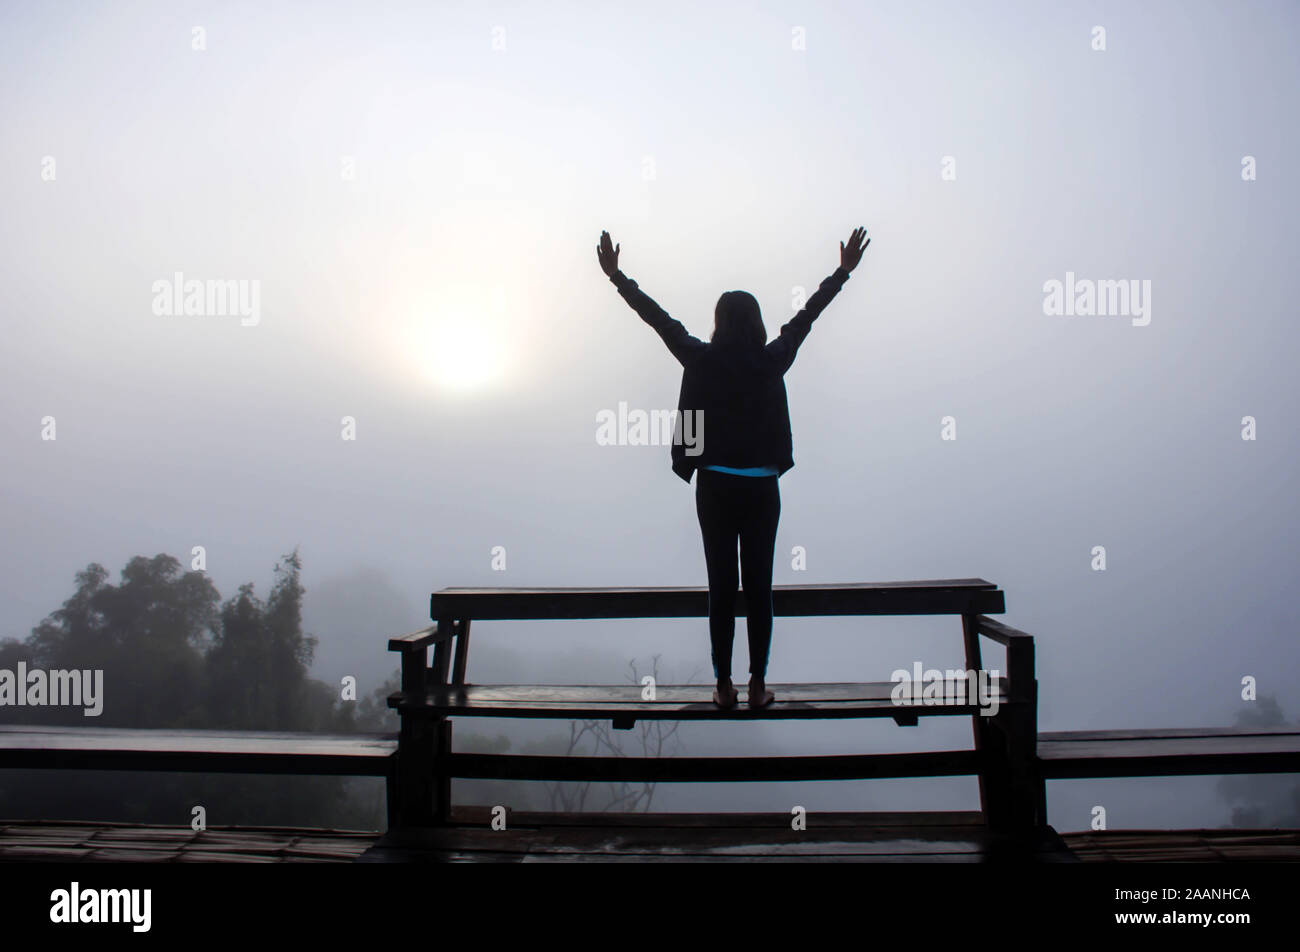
[{"x1": 388, "y1": 679, "x2": 1007, "y2": 727}]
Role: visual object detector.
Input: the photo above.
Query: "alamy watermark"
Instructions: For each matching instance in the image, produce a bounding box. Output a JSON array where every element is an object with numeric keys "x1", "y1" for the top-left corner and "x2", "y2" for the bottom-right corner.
[
  {"x1": 50, "y1": 882, "x2": 150, "y2": 932},
  {"x1": 891, "y1": 662, "x2": 1002, "y2": 716},
  {"x1": 596, "y1": 401, "x2": 703, "y2": 455},
  {"x1": 1042, "y1": 271, "x2": 1151, "y2": 326},
  {"x1": 0, "y1": 662, "x2": 103, "y2": 716},
  {"x1": 152, "y1": 272, "x2": 261, "y2": 326}
]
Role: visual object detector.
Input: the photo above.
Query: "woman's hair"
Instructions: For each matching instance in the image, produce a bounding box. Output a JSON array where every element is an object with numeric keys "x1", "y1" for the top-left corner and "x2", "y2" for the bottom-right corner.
[{"x1": 711, "y1": 290, "x2": 766, "y2": 349}]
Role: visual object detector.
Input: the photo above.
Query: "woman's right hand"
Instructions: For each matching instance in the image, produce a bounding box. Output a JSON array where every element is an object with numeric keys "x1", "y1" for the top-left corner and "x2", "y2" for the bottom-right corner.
[
  {"x1": 840, "y1": 226, "x2": 870, "y2": 272},
  {"x1": 597, "y1": 230, "x2": 621, "y2": 277}
]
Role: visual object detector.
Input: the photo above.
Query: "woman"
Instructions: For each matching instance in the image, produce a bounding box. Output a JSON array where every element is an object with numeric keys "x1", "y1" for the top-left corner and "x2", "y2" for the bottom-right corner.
[{"x1": 598, "y1": 227, "x2": 869, "y2": 708}]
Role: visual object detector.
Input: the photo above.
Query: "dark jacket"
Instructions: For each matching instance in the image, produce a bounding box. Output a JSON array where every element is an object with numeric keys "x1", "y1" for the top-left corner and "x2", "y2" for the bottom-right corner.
[{"x1": 610, "y1": 266, "x2": 850, "y2": 483}]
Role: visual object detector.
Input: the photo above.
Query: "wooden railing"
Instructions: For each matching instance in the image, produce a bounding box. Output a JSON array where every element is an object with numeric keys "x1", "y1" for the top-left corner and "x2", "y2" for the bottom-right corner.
[{"x1": 4, "y1": 581, "x2": 1298, "y2": 845}]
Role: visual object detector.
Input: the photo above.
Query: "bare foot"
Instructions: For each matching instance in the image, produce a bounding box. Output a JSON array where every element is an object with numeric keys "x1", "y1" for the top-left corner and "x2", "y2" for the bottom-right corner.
[
  {"x1": 748, "y1": 677, "x2": 775, "y2": 709},
  {"x1": 713, "y1": 678, "x2": 739, "y2": 709}
]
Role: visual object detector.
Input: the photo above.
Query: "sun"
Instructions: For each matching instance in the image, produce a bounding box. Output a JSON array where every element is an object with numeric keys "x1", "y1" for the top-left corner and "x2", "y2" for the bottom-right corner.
[
  {"x1": 394, "y1": 279, "x2": 514, "y2": 394},
  {"x1": 420, "y1": 319, "x2": 506, "y2": 392}
]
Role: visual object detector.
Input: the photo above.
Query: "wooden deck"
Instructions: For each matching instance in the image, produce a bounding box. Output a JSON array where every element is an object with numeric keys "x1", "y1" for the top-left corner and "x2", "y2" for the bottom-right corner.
[
  {"x1": 3, "y1": 813, "x2": 1296, "y2": 862},
  {"x1": 0, "y1": 819, "x2": 378, "y2": 863},
  {"x1": 357, "y1": 809, "x2": 1077, "y2": 862},
  {"x1": 1060, "y1": 829, "x2": 1300, "y2": 862}
]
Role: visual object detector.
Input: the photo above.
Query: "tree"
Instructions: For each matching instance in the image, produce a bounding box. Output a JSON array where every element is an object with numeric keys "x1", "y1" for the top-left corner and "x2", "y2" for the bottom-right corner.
[
  {"x1": 203, "y1": 548, "x2": 330, "y2": 730},
  {"x1": 11, "y1": 554, "x2": 218, "y2": 727}
]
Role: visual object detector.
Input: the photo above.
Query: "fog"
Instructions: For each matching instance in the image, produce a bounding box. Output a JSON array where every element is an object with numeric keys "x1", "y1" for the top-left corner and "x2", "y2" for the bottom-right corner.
[{"x1": 2, "y1": 0, "x2": 1297, "y2": 831}]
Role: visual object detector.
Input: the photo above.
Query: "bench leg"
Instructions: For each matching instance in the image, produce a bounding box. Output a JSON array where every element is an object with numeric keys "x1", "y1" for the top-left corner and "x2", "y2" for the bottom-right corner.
[
  {"x1": 434, "y1": 718, "x2": 453, "y2": 824},
  {"x1": 385, "y1": 760, "x2": 399, "y2": 830},
  {"x1": 984, "y1": 701, "x2": 1040, "y2": 832},
  {"x1": 962, "y1": 616, "x2": 1008, "y2": 825},
  {"x1": 973, "y1": 712, "x2": 1006, "y2": 825},
  {"x1": 395, "y1": 710, "x2": 438, "y2": 827}
]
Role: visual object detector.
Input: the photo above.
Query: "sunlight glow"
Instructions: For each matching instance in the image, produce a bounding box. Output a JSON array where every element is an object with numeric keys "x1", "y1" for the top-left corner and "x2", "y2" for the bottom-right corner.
[
  {"x1": 421, "y1": 319, "x2": 506, "y2": 392},
  {"x1": 394, "y1": 280, "x2": 514, "y2": 395}
]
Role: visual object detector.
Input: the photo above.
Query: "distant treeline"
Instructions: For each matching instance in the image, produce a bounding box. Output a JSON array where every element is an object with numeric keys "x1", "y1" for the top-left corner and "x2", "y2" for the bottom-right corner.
[
  {"x1": 0, "y1": 549, "x2": 395, "y2": 828},
  {"x1": 0, "y1": 549, "x2": 630, "y2": 829}
]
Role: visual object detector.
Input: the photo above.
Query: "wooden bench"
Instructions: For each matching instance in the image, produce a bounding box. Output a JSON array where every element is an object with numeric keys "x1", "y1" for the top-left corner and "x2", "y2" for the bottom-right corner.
[
  {"x1": 386, "y1": 579, "x2": 1042, "y2": 832},
  {"x1": 0, "y1": 726, "x2": 400, "y2": 824}
]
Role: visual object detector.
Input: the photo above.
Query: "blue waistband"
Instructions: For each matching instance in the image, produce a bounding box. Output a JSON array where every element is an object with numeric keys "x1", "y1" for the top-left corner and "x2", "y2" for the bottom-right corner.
[{"x1": 701, "y1": 464, "x2": 779, "y2": 477}]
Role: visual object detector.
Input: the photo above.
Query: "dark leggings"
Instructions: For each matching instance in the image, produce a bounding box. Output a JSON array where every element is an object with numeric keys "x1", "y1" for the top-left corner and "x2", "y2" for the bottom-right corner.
[{"x1": 694, "y1": 468, "x2": 781, "y2": 680}]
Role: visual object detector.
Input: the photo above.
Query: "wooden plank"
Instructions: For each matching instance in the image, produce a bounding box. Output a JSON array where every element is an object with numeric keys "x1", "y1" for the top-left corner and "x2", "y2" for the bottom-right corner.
[
  {"x1": 0, "y1": 726, "x2": 397, "y2": 776},
  {"x1": 0, "y1": 748, "x2": 396, "y2": 777},
  {"x1": 447, "y1": 749, "x2": 980, "y2": 782},
  {"x1": 463, "y1": 809, "x2": 987, "y2": 828},
  {"x1": 402, "y1": 681, "x2": 1007, "y2": 703},
  {"x1": 436, "y1": 579, "x2": 997, "y2": 596},
  {"x1": 394, "y1": 699, "x2": 997, "y2": 721},
  {"x1": 1037, "y1": 729, "x2": 1300, "y2": 779},
  {"x1": 360, "y1": 848, "x2": 997, "y2": 864},
  {"x1": 429, "y1": 580, "x2": 1003, "y2": 621},
  {"x1": 389, "y1": 680, "x2": 1007, "y2": 721},
  {"x1": 411, "y1": 681, "x2": 1005, "y2": 701},
  {"x1": 0, "y1": 726, "x2": 397, "y2": 757},
  {"x1": 1039, "y1": 733, "x2": 1300, "y2": 756},
  {"x1": 1039, "y1": 726, "x2": 1300, "y2": 741},
  {"x1": 379, "y1": 827, "x2": 993, "y2": 855},
  {"x1": 0, "y1": 845, "x2": 94, "y2": 861}
]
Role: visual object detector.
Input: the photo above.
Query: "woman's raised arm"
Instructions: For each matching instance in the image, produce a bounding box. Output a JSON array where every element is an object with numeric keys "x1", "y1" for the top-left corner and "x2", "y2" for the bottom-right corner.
[
  {"x1": 599, "y1": 230, "x2": 706, "y2": 366},
  {"x1": 767, "y1": 226, "x2": 869, "y2": 373}
]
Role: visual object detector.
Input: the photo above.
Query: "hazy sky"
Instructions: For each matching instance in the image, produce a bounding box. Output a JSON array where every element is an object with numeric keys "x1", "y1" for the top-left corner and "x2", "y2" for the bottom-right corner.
[{"x1": 2, "y1": 0, "x2": 1297, "y2": 829}]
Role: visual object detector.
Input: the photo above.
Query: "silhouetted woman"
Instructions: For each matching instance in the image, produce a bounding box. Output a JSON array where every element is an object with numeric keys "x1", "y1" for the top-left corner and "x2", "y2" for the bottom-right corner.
[{"x1": 598, "y1": 227, "x2": 869, "y2": 708}]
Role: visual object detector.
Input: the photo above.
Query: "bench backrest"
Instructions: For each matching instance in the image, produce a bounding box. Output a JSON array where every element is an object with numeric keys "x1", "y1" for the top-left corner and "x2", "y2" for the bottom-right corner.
[
  {"x1": 390, "y1": 580, "x2": 1013, "y2": 694},
  {"x1": 428, "y1": 579, "x2": 1005, "y2": 620}
]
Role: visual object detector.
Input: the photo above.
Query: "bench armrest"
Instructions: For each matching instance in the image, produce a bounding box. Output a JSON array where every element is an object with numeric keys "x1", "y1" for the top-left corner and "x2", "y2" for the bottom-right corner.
[
  {"x1": 972, "y1": 615, "x2": 1035, "y2": 705},
  {"x1": 387, "y1": 625, "x2": 446, "y2": 653},
  {"x1": 387, "y1": 624, "x2": 451, "y2": 697}
]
